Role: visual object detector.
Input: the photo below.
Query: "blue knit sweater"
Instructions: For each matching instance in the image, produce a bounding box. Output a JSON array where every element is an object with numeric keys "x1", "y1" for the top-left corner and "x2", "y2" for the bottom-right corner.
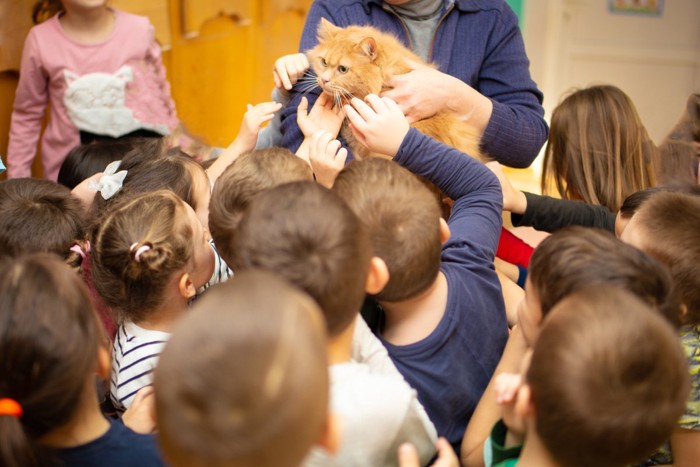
[{"x1": 280, "y1": 0, "x2": 548, "y2": 168}]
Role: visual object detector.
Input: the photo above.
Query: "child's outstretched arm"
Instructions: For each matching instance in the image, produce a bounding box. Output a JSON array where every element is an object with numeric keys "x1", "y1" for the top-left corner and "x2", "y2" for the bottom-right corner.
[{"x1": 206, "y1": 101, "x2": 282, "y2": 184}]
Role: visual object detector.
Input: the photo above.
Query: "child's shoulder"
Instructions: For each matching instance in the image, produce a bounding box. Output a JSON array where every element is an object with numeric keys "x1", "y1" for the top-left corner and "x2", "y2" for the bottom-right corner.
[{"x1": 113, "y1": 8, "x2": 154, "y2": 32}]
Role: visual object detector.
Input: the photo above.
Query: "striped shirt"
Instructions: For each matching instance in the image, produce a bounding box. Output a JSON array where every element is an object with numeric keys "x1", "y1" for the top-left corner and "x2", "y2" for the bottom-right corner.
[
  {"x1": 110, "y1": 321, "x2": 170, "y2": 411},
  {"x1": 197, "y1": 239, "x2": 233, "y2": 294}
]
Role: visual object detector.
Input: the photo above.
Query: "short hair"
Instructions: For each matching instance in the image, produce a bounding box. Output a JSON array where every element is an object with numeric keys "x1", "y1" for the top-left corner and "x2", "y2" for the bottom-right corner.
[
  {"x1": 529, "y1": 226, "x2": 681, "y2": 326},
  {"x1": 209, "y1": 148, "x2": 313, "y2": 263},
  {"x1": 542, "y1": 85, "x2": 657, "y2": 211},
  {"x1": 231, "y1": 181, "x2": 371, "y2": 337},
  {"x1": 155, "y1": 269, "x2": 329, "y2": 467},
  {"x1": 332, "y1": 159, "x2": 442, "y2": 301},
  {"x1": 630, "y1": 192, "x2": 700, "y2": 324},
  {"x1": 57, "y1": 140, "x2": 133, "y2": 189},
  {"x1": 618, "y1": 183, "x2": 700, "y2": 221},
  {"x1": 91, "y1": 191, "x2": 194, "y2": 322},
  {"x1": 0, "y1": 254, "x2": 103, "y2": 466},
  {"x1": 528, "y1": 287, "x2": 690, "y2": 467},
  {"x1": 0, "y1": 179, "x2": 86, "y2": 265}
]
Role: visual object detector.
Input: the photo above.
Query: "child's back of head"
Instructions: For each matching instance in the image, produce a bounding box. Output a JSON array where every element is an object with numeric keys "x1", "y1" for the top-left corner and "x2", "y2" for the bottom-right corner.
[
  {"x1": 57, "y1": 140, "x2": 133, "y2": 189},
  {"x1": 527, "y1": 287, "x2": 690, "y2": 467},
  {"x1": 155, "y1": 269, "x2": 330, "y2": 467},
  {"x1": 620, "y1": 191, "x2": 700, "y2": 325},
  {"x1": 0, "y1": 178, "x2": 86, "y2": 266},
  {"x1": 230, "y1": 181, "x2": 371, "y2": 337},
  {"x1": 332, "y1": 158, "x2": 442, "y2": 302},
  {"x1": 209, "y1": 148, "x2": 313, "y2": 263},
  {"x1": 0, "y1": 254, "x2": 104, "y2": 466},
  {"x1": 528, "y1": 226, "x2": 680, "y2": 326}
]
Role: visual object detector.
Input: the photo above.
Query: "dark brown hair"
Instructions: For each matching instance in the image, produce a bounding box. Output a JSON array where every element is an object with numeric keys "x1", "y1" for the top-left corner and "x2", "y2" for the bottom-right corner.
[
  {"x1": 91, "y1": 191, "x2": 194, "y2": 322},
  {"x1": 0, "y1": 179, "x2": 86, "y2": 267},
  {"x1": 630, "y1": 192, "x2": 700, "y2": 325},
  {"x1": 542, "y1": 85, "x2": 657, "y2": 211},
  {"x1": 155, "y1": 270, "x2": 329, "y2": 467},
  {"x1": 529, "y1": 226, "x2": 681, "y2": 326},
  {"x1": 231, "y1": 181, "x2": 371, "y2": 337},
  {"x1": 32, "y1": 0, "x2": 63, "y2": 23},
  {"x1": 209, "y1": 148, "x2": 313, "y2": 264},
  {"x1": 332, "y1": 158, "x2": 442, "y2": 302},
  {"x1": 529, "y1": 287, "x2": 689, "y2": 467},
  {"x1": 57, "y1": 140, "x2": 133, "y2": 189},
  {"x1": 0, "y1": 254, "x2": 103, "y2": 467}
]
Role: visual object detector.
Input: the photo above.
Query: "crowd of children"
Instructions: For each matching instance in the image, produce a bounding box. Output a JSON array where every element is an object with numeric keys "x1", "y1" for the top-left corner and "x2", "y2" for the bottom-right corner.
[{"x1": 1, "y1": 0, "x2": 699, "y2": 466}]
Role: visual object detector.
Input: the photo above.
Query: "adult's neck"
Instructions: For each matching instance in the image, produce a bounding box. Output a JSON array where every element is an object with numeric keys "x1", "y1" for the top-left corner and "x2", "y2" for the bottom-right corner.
[
  {"x1": 326, "y1": 319, "x2": 356, "y2": 365},
  {"x1": 41, "y1": 377, "x2": 110, "y2": 449},
  {"x1": 378, "y1": 271, "x2": 447, "y2": 345},
  {"x1": 386, "y1": 0, "x2": 444, "y2": 20}
]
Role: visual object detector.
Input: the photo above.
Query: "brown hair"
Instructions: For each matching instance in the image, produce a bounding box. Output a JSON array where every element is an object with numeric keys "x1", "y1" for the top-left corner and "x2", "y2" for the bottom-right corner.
[
  {"x1": 529, "y1": 226, "x2": 681, "y2": 326},
  {"x1": 0, "y1": 179, "x2": 86, "y2": 267},
  {"x1": 155, "y1": 269, "x2": 329, "y2": 467},
  {"x1": 629, "y1": 192, "x2": 700, "y2": 325},
  {"x1": 209, "y1": 148, "x2": 313, "y2": 264},
  {"x1": 542, "y1": 85, "x2": 657, "y2": 211},
  {"x1": 91, "y1": 191, "x2": 194, "y2": 322},
  {"x1": 32, "y1": 0, "x2": 63, "y2": 23},
  {"x1": 231, "y1": 181, "x2": 370, "y2": 337},
  {"x1": 528, "y1": 287, "x2": 690, "y2": 467},
  {"x1": 0, "y1": 254, "x2": 104, "y2": 467},
  {"x1": 332, "y1": 159, "x2": 442, "y2": 302}
]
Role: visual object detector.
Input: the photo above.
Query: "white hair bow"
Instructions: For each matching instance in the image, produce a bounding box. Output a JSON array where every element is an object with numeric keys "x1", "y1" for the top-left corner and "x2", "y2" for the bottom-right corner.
[{"x1": 89, "y1": 160, "x2": 127, "y2": 200}]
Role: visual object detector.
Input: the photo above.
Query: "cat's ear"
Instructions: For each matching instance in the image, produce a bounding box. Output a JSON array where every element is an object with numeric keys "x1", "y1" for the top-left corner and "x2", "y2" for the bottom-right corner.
[
  {"x1": 63, "y1": 69, "x2": 79, "y2": 86},
  {"x1": 358, "y1": 37, "x2": 378, "y2": 61},
  {"x1": 317, "y1": 17, "x2": 340, "y2": 41}
]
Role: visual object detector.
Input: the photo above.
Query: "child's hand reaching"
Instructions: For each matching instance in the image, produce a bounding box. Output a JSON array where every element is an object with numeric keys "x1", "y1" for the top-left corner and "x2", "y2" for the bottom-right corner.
[
  {"x1": 344, "y1": 94, "x2": 410, "y2": 157},
  {"x1": 122, "y1": 386, "x2": 157, "y2": 434},
  {"x1": 235, "y1": 101, "x2": 283, "y2": 153},
  {"x1": 494, "y1": 371, "x2": 528, "y2": 446},
  {"x1": 273, "y1": 53, "x2": 310, "y2": 92},
  {"x1": 309, "y1": 130, "x2": 348, "y2": 188},
  {"x1": 398, "y1": 437, "x2": 458, "y2": 467},
  {"x1": 297, "y1": 94, "x2": 344, "y2": 139},
  {"x1": 485, "y1": 161, "x2": 527, "y2": 214}
]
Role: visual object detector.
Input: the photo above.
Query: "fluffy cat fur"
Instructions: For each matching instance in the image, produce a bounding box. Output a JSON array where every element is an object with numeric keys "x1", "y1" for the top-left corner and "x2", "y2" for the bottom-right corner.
[{"x1": 308, "y1": 18, "x2": 484, "y2": 161}]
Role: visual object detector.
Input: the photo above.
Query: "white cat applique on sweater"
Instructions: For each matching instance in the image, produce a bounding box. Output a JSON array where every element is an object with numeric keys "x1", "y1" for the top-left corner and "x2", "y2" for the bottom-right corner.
[{"x1": 63, "y1": 65, "x2": 170, "y2": 138}]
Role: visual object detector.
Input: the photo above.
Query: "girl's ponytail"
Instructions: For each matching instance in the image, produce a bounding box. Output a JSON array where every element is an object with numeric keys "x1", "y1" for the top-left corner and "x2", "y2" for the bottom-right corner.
[{"x1": 0, "y1": 403, "x2": 39, "y2": 467}]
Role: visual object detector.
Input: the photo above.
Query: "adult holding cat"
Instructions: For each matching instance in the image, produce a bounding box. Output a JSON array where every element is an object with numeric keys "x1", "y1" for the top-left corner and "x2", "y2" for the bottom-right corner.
[{"x1": 279, "y1": 0, "x2": 548, "y2": 168}]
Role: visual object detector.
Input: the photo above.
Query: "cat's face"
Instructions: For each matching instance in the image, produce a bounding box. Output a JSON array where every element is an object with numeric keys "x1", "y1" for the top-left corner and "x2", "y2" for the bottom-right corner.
[{"x1": 308, "y1": 19, "x2": 385, "y2": 103}]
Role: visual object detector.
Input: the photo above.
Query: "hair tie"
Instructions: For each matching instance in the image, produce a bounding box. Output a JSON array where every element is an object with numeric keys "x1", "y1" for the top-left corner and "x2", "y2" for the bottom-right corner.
[
  {"x1": 69, "y1": 244, "x2": 87, "y2": 260},
  {"x1": 130, "y1": 242, "x2": 151, "y2": 263},
  {"x1": 0, "y1": 398, "x2": 23, "y2": 418},
  {"x1": 88, "y1": 160, "x2": 127, "y2": 200}
]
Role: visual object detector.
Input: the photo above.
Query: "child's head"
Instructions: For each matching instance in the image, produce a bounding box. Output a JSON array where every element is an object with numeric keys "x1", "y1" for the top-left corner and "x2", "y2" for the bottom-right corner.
[
  {"x1": 57, "y1": 140, "x2": 132, "y2": 189},
  {"x1": 0, "y1": 178, "x2": 86, "y2": 266},
  {"x1": 209, "y1": 148, "x2": 313, "y2": 263},
  {"x1": 332, "y1": 158, "x2": 443, "y2": 302},
  {"x1": 155, "y1": 269, "x2": 331, "y2": 467},
  {"x1": 619, "y1": 191, "x2": 700, "y2": 325},
  {"x1": 542, "y1": 85, "x2": 657, "y2": 211},
  {"x1": 91, "y1": 190, "x2": 213, "y2": 322},
  {"x1": 521, "y1": 226, "x2": 679, "y2": 345},
  {"x1": 230, "y1": 181, "x2": 373, "y2": 337},
  {"x1": 0, "y1": 254, "x2": 106, "y2": 466},
  {"x1": 524, "y1": 287, "x2": 689, "y2": 467}
]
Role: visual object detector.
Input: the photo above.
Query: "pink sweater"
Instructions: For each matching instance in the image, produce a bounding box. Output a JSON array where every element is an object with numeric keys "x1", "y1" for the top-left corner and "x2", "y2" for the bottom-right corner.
[{"x1": 7, "y1": 10, "x2": 179, "y2": 180}]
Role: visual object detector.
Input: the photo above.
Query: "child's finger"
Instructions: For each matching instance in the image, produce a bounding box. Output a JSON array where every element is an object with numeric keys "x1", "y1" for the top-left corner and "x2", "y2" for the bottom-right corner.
[
  {"x1": 365, "y1": 93, "x2": 388, "y2": 113},
  {"x1": 274, "y1": 61, "x2": 293, "y2": 90},
  {"x1": 344, "y1": 104, "x2": 369, "y2": 134},
  {"x1": 336, "y1": 147, "x2": 348, "y2": 164},
  {"x1": 348, "y1": 97, "x2": 376, "y2": 121},
  {"x1": 397, "y1": 443, "x2": 420, "y2": 467},
  {"x1": 327, "y1": 139, "x2": 342, "y2": 157}
]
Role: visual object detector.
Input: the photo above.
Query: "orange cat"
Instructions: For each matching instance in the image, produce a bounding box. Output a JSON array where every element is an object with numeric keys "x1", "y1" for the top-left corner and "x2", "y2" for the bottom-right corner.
[{"x1": 308, "y1": 18, "x2": 484, "y2": 161}]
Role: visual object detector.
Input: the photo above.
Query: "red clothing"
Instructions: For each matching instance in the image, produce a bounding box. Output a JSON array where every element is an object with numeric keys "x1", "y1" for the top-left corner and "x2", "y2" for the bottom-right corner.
[{"x1": 496, "y1": 227, "x2": 533, "y2": 268}]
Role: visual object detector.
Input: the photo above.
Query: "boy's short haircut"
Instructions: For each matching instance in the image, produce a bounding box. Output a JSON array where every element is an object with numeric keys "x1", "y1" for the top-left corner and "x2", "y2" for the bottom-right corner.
[
  {"x1": 528, "y1": 287, "x2": 690, "y2": 467},
  {"x1": 631, "y1": 192, "x2": 700, "y2": 324},
  {"x1": 529, "y1": 226, "x2": 681, "y2": 326},
  {"x1": 231, "y1": 181, "x2": 370, "y2": 337},
  {"x1": 0, "y1": 179, "x2": 85, "y2": 260},
  {"x1": 155, "y1": 269, "x2": 329, "y2": 467},
  {"x1": 209, "y1": 148, "x2": 313, "y2": 264},
  {"x1": 332, "y1": 159, "x2": 442, "y2": 302},
  {"x1": 618, "y1": 183, "x2": 700, "y2": 221}
]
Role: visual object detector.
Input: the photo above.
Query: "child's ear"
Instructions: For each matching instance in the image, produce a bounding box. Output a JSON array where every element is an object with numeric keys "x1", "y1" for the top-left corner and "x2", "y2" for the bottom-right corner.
[
  {"x1": 366, "y1": 256, "x2": 390, "y2": 295},
  {"x1": 439, "y1": 218, "x2": 451, "y2": 244},
  {"x1": 178, "y1": 273, "x2": 197, "y2": 299},
  {"x1": 96, "y1": 345, "x2": 111, "y2": 380},
  {"x1": 316, "y1": 412, "x2": 341, "y2": 455}
]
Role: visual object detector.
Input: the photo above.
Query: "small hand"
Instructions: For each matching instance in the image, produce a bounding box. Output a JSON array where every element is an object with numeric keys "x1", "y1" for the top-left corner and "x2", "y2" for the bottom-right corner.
[
  {"x1": 121, "y1": 386, "x2": 156, "y2": 434},
  {"x1": 343, "y1": 94, "x2": 409, "y2": 157},
  {"x1": 485, "y1": 161, "x2": 528, "y2": 214},
  {"x1": 309, "y1": 130, "x2": 347, "y2": 188},
  {"x1": 297, "y1": 93, "x2": 344, "y2": 139},
  {"x1": 236, "y1": 101, "x2": 283, "y2": 152},
  {"x1": 398, "y1": 437, "x2": 458, "y2": 467},
  {"x1": 273, "y1": 52, "x2": 310, "y2": 92}
]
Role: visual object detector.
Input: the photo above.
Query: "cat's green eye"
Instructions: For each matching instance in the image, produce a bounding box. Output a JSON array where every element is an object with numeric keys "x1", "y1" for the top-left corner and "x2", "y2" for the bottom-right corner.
[
  {"x1": 320, "y1": 58, "x2": 328, "y2": 67},
  {"x1": 338, "y1": 65, "x2": 349, "y2": 74}
]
